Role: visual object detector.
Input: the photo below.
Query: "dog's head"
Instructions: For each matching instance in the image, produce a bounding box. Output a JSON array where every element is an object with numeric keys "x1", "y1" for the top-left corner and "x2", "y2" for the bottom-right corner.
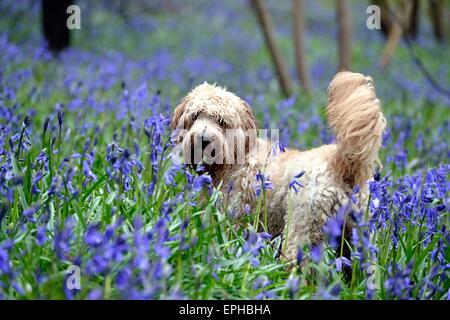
[{"x1": 171, "y1": 83, "x2": 257, "y2": 168}]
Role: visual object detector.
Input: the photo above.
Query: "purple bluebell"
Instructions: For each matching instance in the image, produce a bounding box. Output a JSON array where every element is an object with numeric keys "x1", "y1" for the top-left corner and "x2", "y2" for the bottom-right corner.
[
  {"x1": 289, "y1": 171, "x2": 305, "y2": 194},
  {"x1": 254, "y1": 172, "x2": 273, "y2": 197},
  {"x1": 193, "y1": 174, "x2": 212, "y2": 193}
]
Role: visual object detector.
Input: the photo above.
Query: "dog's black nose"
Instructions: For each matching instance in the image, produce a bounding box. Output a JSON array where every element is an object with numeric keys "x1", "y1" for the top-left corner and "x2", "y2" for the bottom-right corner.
[
  {"x1": 202, "y1": 139, "x2": 210, "y2": 151},
  {"x1": 201, "y1": 131, "x2": 212, "y2": 150},
  {"x1": 201, "y1": 131, "x2": 216, "y2": 158}
]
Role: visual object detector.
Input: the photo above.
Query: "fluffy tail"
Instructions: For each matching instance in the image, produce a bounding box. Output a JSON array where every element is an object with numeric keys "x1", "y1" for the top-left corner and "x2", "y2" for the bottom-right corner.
[{"x1": 326, "y1": 71, "x2": 386, "y2": 188}]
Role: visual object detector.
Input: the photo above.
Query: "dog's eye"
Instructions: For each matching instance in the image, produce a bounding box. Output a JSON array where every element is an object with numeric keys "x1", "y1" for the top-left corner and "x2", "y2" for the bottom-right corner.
[{"x1": 218, "y1": 119, "x2": 225, "y2": 127}]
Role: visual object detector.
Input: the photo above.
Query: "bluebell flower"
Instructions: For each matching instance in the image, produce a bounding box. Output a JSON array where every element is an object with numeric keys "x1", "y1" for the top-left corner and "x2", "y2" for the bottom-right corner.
[
  {"x1": 64, "y1": 167, "x2": 79, "y2": 197},
  {"x1": 296, "y1": 247, "x2": 303, "y2": 266},
  {"x1": 86, "y1": 253, "x2": 109, "y2": 276},
  {"x1": 164, "y1": 164, "x2": 180, "y2": 186},
  {"x1": 87, "y1": 288, "x2": 103, "y2": 300},
  {"x1": 53, "y1": 216, "x2": 75, "y2": 260},
  {"x1": 272, "y1": 141, "x2": 287, "y2": 155},
  {"x1": 334, "y1": 256, "x2": 352, "y2": 272},
  {"x1": 253, "y1": 275, "x2": 274, "y2": 299},
  {"x1": 82, "y1": 160, "x2": 97, "y2": 186},
  {"x1": 49, "y1": 176, "x2": 63, "y2": 197},
  {"x1": 193, "y1": 174, "x2": 212, "y2": 192},
  {"x1": 350, "y1": 185, "x2": 360, "y2": 204},
  {"x1": 31, "y1": 171, "x2": 44, "y2": 194},
  {"x1": 226, "y1": 181, "x2": 234, "y2": 193},
  {"x1": 116, "y1": 267, "x2": 132, "y2": 290},
  {"x1": 35, "y1": 150, "x2": 48, "y2": 166},
  {"x1": 323, "y1": 206, "x2": 347, "y2": 249},
  {"x1": 286, "y1": 274, "x2": 299, "y2": 299},
  {"x1": 254, "y1": 172, "x2": 273, "y2": 197},
  {"x1": 289, "y1": 171, "x2": 305, "y2": 194},
  {"x1": 85, "y1": 225, "x2": 104, "y2": 248},
  {"x1": 36, "y1": 225, "x2": 47, "y2": 246},
  {"x1": 42, "y1": 117, "x2": 50, "y2": 137},
  {"x1": 310, "y1": 244, "x2": 323, "y2": 263},
  {"x1": 384, "y1": 262, "x2": 413, "y2": 299},
  {"x1": 243, "y1": 230, "x2": 271, "y2": 267},
  {"x1": 0, "y1": 240, "x2": 14, "y2": 274},
  {"x1": 23, "y1": 204, "x2": 39, "y2": 223},
  {"x1": 57, "y1": 110, "x2": 63, "y2": 129}
]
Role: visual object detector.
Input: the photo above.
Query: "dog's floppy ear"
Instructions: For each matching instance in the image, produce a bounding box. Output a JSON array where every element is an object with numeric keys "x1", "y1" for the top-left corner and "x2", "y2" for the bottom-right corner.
[
  {"x1": 242, "y1": 101, "x2": 257, "y2": 131},
  {"x1": 171, "y1": 100, "x2": 187, "y2": 129},
  {"x1": 241, "y1": 100, "x2": 258, "y2": 152}
]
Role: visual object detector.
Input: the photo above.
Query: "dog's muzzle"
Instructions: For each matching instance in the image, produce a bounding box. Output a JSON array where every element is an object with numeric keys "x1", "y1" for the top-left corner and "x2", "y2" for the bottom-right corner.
[{"x1": 188, "y1": 130, "x2": 218, "y2": 165}]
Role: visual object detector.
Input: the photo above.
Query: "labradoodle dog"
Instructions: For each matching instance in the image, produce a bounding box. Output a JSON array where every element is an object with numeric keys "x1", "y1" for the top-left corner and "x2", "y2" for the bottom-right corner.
[{"x1": 171, "y1": 71, "x2": 386, "y2": 261}]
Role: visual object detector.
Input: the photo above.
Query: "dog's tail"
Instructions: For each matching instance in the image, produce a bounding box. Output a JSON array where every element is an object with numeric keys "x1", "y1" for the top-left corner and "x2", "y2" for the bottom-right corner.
[{"x1": 326, "y1": 71, "x2": 386, "y2": 188}]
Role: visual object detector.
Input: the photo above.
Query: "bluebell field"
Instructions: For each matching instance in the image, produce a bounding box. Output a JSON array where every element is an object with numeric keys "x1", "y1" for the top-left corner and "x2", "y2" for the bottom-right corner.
[{"x1": 0, "y1": 0, "x2": 449, "y2": 299}]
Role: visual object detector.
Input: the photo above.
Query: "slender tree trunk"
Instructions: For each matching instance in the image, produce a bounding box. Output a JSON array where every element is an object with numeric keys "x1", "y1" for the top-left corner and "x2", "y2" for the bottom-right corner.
[
  {"x1": 407, "y1": 0, "x2": 420, "y2": 39},
  {"x1": 447, "y1": 6, "x2": 450, "y2": 41},
  {"x1": 336, "y1": 0, "x2": 351, "y2": 71},
  {"x1": 250, "y1": 0, "x2": 293, "y2": 97},
  {"x1": 41, "y1": 0, "x2": 71, "y2": 53},
  {"x1": 379, "y1": 1, "x2": 412, "y2": 71},
  {"x1": 429, "y1": 0, "x2": 444, "y2": 42},
  {"x1": 292, "y1": 0, "x2": 311, "y2": 94},
  {"x1": 379, "y1": 19, "x2": 403, "y2": 70}
]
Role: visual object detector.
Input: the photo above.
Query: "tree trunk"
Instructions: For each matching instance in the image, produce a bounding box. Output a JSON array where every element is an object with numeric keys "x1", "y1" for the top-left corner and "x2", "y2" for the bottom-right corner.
[
  {"x1": 429, "y1": 0, "x2": 444, "y2": 42},
  {"x1": 41, "y1": 0, "x2": 71, "y2": 53},
  {"x1": 336, "y1": 0, "x2": 351, "y2": 71},
  {"x1": 379, "y1": 1, "x2": 412, "y2": 71},
  {"x1": 379, "y1": 19, "x2": 403, "y2": 71},
  {"x1": 407, "y1": 0, "x2": 420, "y2": 39},
  {"x1": 292, "y1": 0, "x2": 311, "y2": 94},
  {"x1": 250, "y1": 0, "x2": 293, "y2": 97}
]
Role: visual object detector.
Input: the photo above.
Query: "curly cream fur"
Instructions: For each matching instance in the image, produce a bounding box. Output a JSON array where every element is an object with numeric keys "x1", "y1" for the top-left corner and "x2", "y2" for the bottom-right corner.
[{"x1": 171, "y1": 72, "x2": 386, "y2": 261}]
